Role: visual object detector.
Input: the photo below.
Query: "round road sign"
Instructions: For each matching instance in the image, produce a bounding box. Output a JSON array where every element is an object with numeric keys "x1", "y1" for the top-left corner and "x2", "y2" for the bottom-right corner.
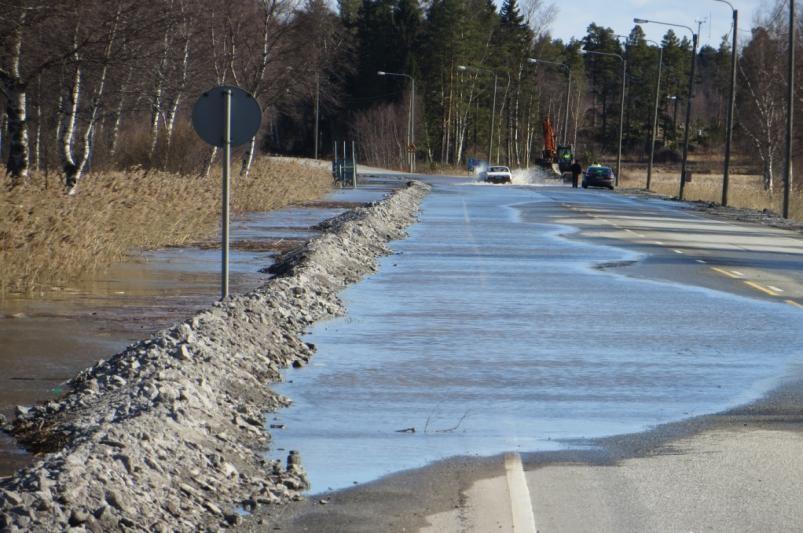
[{"x1": 192, "y1": 85, "x2": 262, "y2": 147}]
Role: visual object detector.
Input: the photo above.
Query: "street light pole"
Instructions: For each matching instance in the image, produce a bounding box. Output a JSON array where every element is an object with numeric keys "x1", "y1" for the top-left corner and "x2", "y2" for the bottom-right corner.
[
  {"x1": 490, "y1": 74, "x2": 497, "y2": 162},
  {"x1": 679, "y1": 33, "x2": 698, "y2": 200},
  {"x1": 459, "y1": 65, "x2": 500, "y2": 162},
  {"x1": 410, "y1": 77, "x2": 416, "y2": 173},
  {"x1": 711, "y1": 0, "x2": 738, "y2": 206},
  {"x1": 783, "y1": 0, "x2": 795, "y2": 218},
  {"x1": 314, "y1": 71, "x2": 320, "y2": 160},
  {"x1": 635, "y1": 18, "x2": 697, "y2": 200},
  {"x1": 527, "y1": 58, "x2": 572, "y2": 145},
  {"x1": 646, "y1": 40, "x2": 664, "y2": 191},
  {"x1": 377, "y1": 70, "x2": 416, "y2": 173},
  {"x1": 583, "y1": 49, "x2": 626, "y2": 184}
]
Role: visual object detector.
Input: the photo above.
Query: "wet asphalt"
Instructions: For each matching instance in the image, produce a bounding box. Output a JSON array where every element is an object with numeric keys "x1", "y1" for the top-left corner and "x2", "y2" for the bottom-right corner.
[{"x1": 250, "y1": 175, "x2": 803, "y2": 532}]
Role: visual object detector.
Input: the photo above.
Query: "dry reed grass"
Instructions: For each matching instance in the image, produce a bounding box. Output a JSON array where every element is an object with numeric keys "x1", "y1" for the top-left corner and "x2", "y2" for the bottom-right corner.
[
  {"x1": 619, "y1": 166, "x2": 803, "y2": 221},
  {"x1": 0, "y1": 158, "x2": 332, "y2": 294}
]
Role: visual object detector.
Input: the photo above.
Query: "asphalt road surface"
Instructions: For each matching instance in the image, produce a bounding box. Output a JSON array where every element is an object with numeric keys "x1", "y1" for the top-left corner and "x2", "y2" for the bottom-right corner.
[{"x1": 241, "y1": 175, "x2": 803, "y2": 532}]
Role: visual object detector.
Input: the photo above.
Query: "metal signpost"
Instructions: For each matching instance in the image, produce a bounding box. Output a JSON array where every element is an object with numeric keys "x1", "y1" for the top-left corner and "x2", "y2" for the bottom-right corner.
[{"x1": 192, "y1": 86, "x2": 261, "y2": 300}]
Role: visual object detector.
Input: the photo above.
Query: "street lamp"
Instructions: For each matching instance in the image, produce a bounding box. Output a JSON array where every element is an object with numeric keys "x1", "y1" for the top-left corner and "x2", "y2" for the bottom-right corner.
[
  {"x1": 614, "y1": 34, "x2": 663, "y2": 190},
  {"x1": 635, "y1": 17, "x2": 698, "y2": 200},
  {"x1": 527, "y1": 58, "x2": 572, "y2": 145},
  {"x1": 377, "y1": 70, "x2": 416, "y2": 173},
  {"x1": 458, "y1": 64, "x2": 499, "y2": 162},
  {"x1": 314, "y1": 71, "x2": 320, "y2": 160},
  {"x1": 582, "y1": 48, "x2": 626, "y2": 185},
  {"x1": 711, "y1": 0, "x2": 738, "y2": 206},
  {"x1": 645, "y1": 39, "x2": 664, "y2": 191},
  {"x1": 783, "y1": 0, "x2": 795, "y2": 219}
]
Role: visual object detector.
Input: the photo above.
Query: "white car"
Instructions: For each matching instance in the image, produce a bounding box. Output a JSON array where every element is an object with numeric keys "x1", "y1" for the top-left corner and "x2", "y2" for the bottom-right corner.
[{"x1": 482, "y1": 166, "x2": 512, "y2": 184}]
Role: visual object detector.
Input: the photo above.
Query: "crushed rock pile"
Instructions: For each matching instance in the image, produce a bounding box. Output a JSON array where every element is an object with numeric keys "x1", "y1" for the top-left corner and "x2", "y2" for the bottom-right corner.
[{"x1": 0, "y1": 180, "x2": 430, "y2": 532}]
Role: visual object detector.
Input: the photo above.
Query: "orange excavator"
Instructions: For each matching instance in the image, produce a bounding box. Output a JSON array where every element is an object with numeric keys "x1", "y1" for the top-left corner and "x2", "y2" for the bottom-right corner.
[{"x1": 538, "y1": 115, "x2": 573, "y2": 173}]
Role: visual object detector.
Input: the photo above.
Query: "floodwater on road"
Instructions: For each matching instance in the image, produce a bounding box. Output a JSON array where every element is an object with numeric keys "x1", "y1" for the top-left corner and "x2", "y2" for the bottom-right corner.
[
  {"x1": 270, "y1": 177, "x2": 803, "y2": 493},
  {"x1": 0, "y1": 178, "x2": 399, "y2": 475}
]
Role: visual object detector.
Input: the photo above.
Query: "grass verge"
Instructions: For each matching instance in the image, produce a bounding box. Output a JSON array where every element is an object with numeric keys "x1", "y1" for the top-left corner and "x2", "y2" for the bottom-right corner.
[
  {"x1": 620, "y1": 167, "x2": 803, "y2": 221},
  {"x1": 0, "y1": 157, "x2": 332, "y2": 295}
]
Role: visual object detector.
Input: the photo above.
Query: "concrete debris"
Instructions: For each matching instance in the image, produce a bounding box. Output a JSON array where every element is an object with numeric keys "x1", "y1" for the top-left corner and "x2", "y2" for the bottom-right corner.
[{"x1": 0, "y1": 181, "x2": 430, "y2": 532}]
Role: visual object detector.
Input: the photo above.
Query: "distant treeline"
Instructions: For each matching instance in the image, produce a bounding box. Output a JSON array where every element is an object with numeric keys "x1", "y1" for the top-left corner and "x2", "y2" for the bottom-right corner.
[{"x1": 1, "y1": 0, "x2": 801, "y2": 190}]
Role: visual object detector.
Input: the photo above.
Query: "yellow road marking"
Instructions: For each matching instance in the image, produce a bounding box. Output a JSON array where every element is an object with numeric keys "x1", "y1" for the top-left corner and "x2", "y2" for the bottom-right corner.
[
  {"x1": 744, "y1": 281, "x2": 780, "y2": 296},
  {"x1": 786, "y1": 300, "x2": 803, "y2": 309},
  {"x1": 711, "y1": 267, "x2": 742, "y2": 279}
]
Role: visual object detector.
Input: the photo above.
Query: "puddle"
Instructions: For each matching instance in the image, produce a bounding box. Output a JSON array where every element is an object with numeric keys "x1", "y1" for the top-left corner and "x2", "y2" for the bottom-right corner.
[
  {"x1": 269, "y1": 179, "x2": 803, "y2": 493},
  {"x1": 0, "y1": 178, "x2": 399, "y2": 475}
]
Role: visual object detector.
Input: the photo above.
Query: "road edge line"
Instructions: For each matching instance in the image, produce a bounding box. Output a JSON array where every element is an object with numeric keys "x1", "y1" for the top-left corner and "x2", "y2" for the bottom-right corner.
[{"x1": 504, "y1": 452, "x2": 537, "y2": 533}]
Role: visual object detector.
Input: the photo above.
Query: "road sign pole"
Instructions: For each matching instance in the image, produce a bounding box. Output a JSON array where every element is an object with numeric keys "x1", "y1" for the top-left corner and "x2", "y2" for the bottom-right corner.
[
  {"x1": 222, "y1": 89, "x2": 231, "y2": 300},
  {"x1": 352, "y1": 140, "x2": 357, "y2": 188},
  {"x1": 191, "y1": 85, "x2": 261, "y2": 301}
]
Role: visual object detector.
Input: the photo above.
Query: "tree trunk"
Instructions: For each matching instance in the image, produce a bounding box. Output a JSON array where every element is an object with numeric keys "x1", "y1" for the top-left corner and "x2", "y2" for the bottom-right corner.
[
  {"x1": 109, "y1": 64, "x2": 133, "y2": 158},
  {"x1": 0, "y1": 111, "x2": 6, "y2": 162},
  {"x1": 2, "y1": 8, "x2": 29, "y2": 183},
  {"x1": 4, "y1": 87, "x2": 30, "y2": 184},
  {"x1": 149, "y1": 22, "x2": 173, "y2": 162},
  {"x1": 203, "y1": 146, "x2": 218, "y2": 177},
  {"x1": 165, "y1": 26, "x2": 191, "y2": 162},
  {"x1": 241, "y1": 136, "x2": 256, "y2": 177},
  {"x1": 59, "y1": 60, "x2": 81, "y2": 191}
]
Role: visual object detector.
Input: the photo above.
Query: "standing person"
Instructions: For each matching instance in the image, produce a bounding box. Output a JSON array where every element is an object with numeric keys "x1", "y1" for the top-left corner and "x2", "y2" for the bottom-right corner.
[{"x1": 570, "y1": 159, "x2": 583, "y2": 188}]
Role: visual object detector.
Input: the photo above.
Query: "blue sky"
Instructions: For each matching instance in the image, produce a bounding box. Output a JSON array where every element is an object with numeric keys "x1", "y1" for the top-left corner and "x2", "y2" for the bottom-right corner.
[{"x1": 548, "y1": 0, "x2": 770, "y2": 49}]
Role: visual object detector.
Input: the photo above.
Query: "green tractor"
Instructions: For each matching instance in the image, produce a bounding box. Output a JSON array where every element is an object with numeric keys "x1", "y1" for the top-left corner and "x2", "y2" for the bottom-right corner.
[{"x1": 557, "y1": 145, "x2": 574, "y2": 173}]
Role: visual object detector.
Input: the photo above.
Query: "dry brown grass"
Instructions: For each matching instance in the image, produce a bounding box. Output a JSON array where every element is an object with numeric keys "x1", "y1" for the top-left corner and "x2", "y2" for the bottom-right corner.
[
  {"x1": 620, "y1": 166, "x2": 803, "y2": 221},
  {"x1": 0, "y1": 157, "x2": 332, "y2": 294}
]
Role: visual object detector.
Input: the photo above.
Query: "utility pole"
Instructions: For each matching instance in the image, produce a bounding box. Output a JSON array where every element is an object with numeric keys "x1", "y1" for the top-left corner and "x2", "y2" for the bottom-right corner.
[
  {"x1": 634, "y1": 18, "x2": 699, "y2": 199},
  {"x1": 783, "y1": 0, "x2": 796, "y2": 218},
  {"x1": 526, "y1": 58, "x2": 572, "y2": 145},
  {"x1": 679, "y1": 33, "x2": 698, "y2": 200},
  {"x1": 377, "y1": 70, "x2": 416, "y2": 173},
  {"x1": 314, "y1": 71, "x2": 320, "y2": 160},
  {"x1": 647, "y1": 41, "x2": 664, "y2": 191},
  {"x1": 712, "y1": 0, "x2": 738, "y2": 206},
  {"x1": 582, "y1": 49, "x2": 626, "y2": 184},
  {"x1": 458, "y1": 65, "x2": 500, "y2": 163}
]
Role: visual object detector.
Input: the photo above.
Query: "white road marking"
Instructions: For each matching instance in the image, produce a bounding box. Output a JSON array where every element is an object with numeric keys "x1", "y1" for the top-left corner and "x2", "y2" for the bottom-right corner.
[
  {"x1": 711, "y1": 267, "x2": 742, "y2": 279},
  {"x1": 744, "y1": 281, "x2": 780, "y2": 296},
  {"x1": 696, "y1": 260, "x2": 707, "y2": 264},
  {"x1": 768, "y1": 286, "x2": 784, "y2": 293},
  {"x1": 504, "y1": 453, "x2": 537, "y2": 533},
  {"x1": 731, "y1": 271, "x2": 745, "y2": 277},
  {"x1": 654, "y1": 241, "x2": 664, "y2": 245},
  {"x1": 673, "y1": 249, "x2": 684, "y2": 254}
]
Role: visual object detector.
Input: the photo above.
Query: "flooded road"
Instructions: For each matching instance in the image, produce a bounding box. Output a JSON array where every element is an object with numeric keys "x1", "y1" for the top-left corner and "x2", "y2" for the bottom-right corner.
[
  {"x1": 269, "y1": 177, "x2": 803, "y2": 493},
  {"x1": 0, "y1": 178, "x2": 400, "y2": 474}
]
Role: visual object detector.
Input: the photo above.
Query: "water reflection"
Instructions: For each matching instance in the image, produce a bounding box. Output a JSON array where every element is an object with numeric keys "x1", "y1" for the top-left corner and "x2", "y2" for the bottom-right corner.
[{"x1": 270, "y1": 180, "x2": 803, "y2": 492}]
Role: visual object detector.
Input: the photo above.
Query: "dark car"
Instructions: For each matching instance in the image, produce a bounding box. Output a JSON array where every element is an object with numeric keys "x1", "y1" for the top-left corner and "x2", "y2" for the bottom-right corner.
[{"x1": 582, "y1": 166, "x2": 614, "y2": 190}]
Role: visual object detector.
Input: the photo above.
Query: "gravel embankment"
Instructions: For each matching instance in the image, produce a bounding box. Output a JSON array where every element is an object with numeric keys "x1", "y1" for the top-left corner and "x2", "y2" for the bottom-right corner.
[{"x1": 0, "y1": 181, "x2": 430, "y2": 532}]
